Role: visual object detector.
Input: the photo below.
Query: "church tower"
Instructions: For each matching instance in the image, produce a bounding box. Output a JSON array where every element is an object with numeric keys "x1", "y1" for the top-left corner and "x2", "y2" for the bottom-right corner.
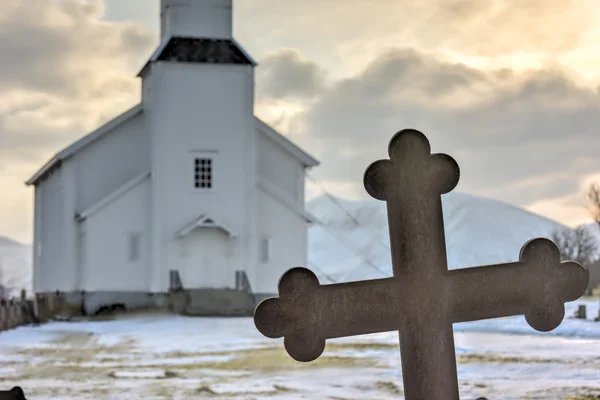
[
  {"x1": 140, "y1": 0, "x2": 259, "y2": 292},
  {"x1": 160, "y1": 0, "x2": 233, "y2": 40}
]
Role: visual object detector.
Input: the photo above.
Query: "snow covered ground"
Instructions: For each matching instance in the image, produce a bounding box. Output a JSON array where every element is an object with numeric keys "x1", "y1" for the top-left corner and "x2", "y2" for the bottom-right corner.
[
  {"x1": 0, "y1": 299, "x2": 599, "y2": 399},
  {"x1": 1, "y1": 192, "x2": 599, "y2": 398}
]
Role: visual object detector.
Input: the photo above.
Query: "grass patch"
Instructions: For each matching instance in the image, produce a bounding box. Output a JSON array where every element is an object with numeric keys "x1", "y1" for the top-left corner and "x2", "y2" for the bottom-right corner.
[
  {"x1": 457, "y1": 353, "x2": 556, "y2": 364},
  {"x1": 325, "y1": 342, "x2": 399, "y2": 352},
  {"x1": 524, "y1": 386, "x2": 600, "y2": 400},
  {"x1": 171, "y1": 346, "x2": 379, "y2": 373},
  {"x1": 375, "y1": 380, "x2": 402, "y2": 395},
  {"x1": 195, "y1": 385, "x2": 218, "y2": 395},
  {"x1": 191, "y1": 382, "x2": 297, "y2": 398}
]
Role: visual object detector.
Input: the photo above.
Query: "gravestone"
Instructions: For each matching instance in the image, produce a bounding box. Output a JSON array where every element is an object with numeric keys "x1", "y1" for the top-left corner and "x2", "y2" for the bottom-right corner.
[
  {"x1": 254, "y1": 129, "x2": 590, "y2": 399},
  {"x1": 0, "y1": 387, "x2": 26, "y2": 400}
]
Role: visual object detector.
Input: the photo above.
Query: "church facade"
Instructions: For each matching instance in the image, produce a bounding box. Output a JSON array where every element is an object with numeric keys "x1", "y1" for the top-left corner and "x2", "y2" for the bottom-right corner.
[{"x1": 25, "y1": 0, "x2": 319, "y2": 315}]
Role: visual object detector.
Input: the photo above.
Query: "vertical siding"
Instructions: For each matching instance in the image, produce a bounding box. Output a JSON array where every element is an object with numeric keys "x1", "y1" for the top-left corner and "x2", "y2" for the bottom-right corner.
[
  {"x1": 254, "y1": 190, "x2": 307, "y2": 294},
  {"x1": 253, "y1": 127, "x2": 309, "y2": 294},
  {"x1": 33, "y1": 108, "x2": 149, "y2": 294},
  {"x1": 61, "y1": 163, "x2": 78, "y2": 291},
  {"x1": 81, "y1": 179, "x2": 151, "y2": 291},
  {"x1": 257, "y1": 133, "x2": 303, "y2": 201},
  {"x1": 37, "y1": 168, "x2": 65, "y2": 291},
  {"x1": 147, "y1": 62, "x2": 255, "y2": 291},
  {"x1": 179, "y1": 230, "x2": 233, "y2": 288},
  {"x1": 32, "y1": 181, "x2": 42, "y2": 292},
  {"x1": 74, "y1": 111, "x2": 149, "y2": 212}
]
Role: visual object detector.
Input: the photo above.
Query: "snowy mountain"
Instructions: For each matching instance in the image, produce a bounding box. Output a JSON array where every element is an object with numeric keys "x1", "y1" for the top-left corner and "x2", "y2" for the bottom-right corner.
[
  {"x1": 0, "y1": 236, "x2": 32, "y2": 296},
  {"x1": 307, "y1": 192, "x2": 570, "y2": 283}
]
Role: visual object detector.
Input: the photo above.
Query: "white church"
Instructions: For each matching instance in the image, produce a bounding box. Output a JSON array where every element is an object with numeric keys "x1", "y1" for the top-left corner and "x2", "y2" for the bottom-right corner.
[{"x1": 25, "y1": 0, "x2": 319, "y2": 315}]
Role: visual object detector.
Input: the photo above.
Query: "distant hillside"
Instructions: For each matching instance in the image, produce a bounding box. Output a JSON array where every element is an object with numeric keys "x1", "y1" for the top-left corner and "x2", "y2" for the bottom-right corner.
[
  {"x1": 0, "y1": 236, "x2": 32, "y2": 296},
  {"x1": 307, "y1": 192, "x2": 570, "y2": 283}
]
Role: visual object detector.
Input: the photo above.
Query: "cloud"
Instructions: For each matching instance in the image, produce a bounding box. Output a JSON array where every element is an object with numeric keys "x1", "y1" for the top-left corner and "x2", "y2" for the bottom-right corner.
[
  {"x1": 0, "y1": 0, "x2": 156, "y2": 242},
  {"x1": 237, "y1": 0, "x2": 600, "y2": 79},
  {"x1": 256, "y1": 48, "x2": 327, "y2": 101},
  {"x1": 255, "y1": 47, "x2": 600, "y2": 220},
  {"x1": 0, "y1": 0, "x2": 155, "y2": 166}
]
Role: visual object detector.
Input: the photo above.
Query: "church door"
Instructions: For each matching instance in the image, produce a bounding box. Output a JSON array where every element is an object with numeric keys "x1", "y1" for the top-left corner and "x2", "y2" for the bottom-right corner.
[{"x1": 180, "y1": 229, "x2": 232, "y2": 289}]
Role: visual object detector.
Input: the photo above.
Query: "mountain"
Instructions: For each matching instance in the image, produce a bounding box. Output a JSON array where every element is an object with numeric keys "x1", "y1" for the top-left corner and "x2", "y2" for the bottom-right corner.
[
  {"x1": 0, "y1": 236, "x2": 32, "y2": 297},
  {"x1": 306, "y1": 192, "x2": 570, "y2": 283}
]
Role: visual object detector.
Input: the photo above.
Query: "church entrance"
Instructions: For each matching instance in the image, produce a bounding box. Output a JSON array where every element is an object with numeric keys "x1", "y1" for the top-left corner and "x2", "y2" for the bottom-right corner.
[{"x1": 180, "y1": 229, "x2": 232, "y2": 289}]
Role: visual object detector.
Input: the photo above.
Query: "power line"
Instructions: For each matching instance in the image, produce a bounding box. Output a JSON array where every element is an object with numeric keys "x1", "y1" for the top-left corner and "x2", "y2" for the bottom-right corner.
[
  {"x1": 311, "y1": 217, "x2": 389, "y2": 277},
  {"x1": 307, "y1": 260, "x2": 338, "y2": 284},
  {"x1": 305, "y1": 172, "x2": 391, "y2": 253}
]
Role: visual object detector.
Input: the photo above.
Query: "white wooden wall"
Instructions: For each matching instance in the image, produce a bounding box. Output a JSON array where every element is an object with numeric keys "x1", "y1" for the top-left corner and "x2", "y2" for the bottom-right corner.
[
  {"x1": 146, "y1": 62, "x2": 256, "y2": 292},
  {"x1": 254, "y1": 130, "x2": 309, "y2": 294},
  {"x1": 81, "y1": 178, "x2": 151, "y2": 291},
  {"x1": 73, "y1": 112, "x2": 149, "y2": 212}
]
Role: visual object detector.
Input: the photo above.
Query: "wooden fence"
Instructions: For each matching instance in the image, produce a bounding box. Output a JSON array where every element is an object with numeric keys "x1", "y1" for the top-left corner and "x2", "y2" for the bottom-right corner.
[{"x1": 0, "y1": 290, "x2": 67, "y2": 333}]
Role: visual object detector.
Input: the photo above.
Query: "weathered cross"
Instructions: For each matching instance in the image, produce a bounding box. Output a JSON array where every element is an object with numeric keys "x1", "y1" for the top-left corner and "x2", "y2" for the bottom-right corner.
[{"x1": 254, "y1": 129, "x2": 590, "y2": 399}]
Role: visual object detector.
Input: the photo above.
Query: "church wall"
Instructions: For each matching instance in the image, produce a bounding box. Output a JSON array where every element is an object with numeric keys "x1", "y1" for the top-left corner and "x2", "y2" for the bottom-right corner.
[
  {"x1": 254, "y1": 189, "x2": 308, "y2": 294},
  {"x1": 33, "y1": 168, "x2": 66, "y2": 292},
  {"x1": 73, "y1": 112, "x2": 149, "y2": 213},
  {"x1": 60, "y1": 162, "x2": 78, "y2": 292},
  {"x1": 32, "y1": 180, "x2": 42, "y2": 292},
  {"x1": 147, "y1": 62, "x2": 255, "y2": 291},
  {"x1": 80, "y1": 178, "x2": 151, "y2": 292},
  {"x1": 256, "y1": 131, "x2": 304, "y2": 204}
]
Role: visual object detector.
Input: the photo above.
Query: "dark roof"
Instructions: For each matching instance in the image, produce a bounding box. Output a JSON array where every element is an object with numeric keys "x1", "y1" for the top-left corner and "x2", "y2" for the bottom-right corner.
[{"x1": 156, "y1": 37, "x2": 254, "y2": 65}]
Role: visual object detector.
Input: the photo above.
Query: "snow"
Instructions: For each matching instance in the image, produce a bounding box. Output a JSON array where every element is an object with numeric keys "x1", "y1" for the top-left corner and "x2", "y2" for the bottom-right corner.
[
  {"x1": 307, "y1": 192, "x2": 572, "y2": 283},
  {"x1": 0, "y1": 306, "x2": 600, "y2": 399},
  {"x1": 1, "y1": 192, "x2": 599, "y2": 397},
  {"x1": 0, "y1": 236, "x2": 32, "y2": 297}
]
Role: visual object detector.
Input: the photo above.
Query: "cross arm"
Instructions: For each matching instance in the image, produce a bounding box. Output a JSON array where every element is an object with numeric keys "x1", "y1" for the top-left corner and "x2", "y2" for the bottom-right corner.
[
  {"x1": 448, "y1": 238, "x2": 589, "y2": 331},
  {"x1": 254, "y1": 267, "x2": 409, "y2": 362}
]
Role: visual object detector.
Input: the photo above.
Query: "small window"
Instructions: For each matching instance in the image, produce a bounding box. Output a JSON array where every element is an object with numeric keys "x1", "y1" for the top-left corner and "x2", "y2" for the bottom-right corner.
[
  {"x1": 129, "y1": 233, "x2": 140, "y2": 262},
  {"x1": 194, "y1": 157, "x2": 213, "y2": 189},
  {"x1": 260, "y1": 237, "x2": 271, "y2": 263}
]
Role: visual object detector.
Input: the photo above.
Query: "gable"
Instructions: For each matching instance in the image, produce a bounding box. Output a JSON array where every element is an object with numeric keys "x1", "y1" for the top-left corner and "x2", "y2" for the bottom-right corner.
[
  {"x1": 25, "y1": 104, "x2": 143, "y2": 186},
  {"x1": 254, "y1": 118, "x2": 319, "y2": 168}
]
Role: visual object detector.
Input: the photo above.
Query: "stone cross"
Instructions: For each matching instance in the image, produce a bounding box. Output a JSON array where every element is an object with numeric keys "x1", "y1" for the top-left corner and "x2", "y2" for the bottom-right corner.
[{"x1": 254, "y1": 129, "x2": 590, "y2": 400}]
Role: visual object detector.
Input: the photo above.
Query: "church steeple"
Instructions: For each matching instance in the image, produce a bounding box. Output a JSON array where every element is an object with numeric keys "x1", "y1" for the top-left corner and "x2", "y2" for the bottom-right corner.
[
  {"x1": 160, "y1": 0, "x2": 233, "y2": 41},
  {"x1": 138, "y1": 0, "x2": 254, "y2": 78}
]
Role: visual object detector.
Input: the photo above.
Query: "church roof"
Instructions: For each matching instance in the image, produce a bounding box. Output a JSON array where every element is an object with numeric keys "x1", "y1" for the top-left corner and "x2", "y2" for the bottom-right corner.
[
  {"x1": 255, "y1": 118, "x2": 319, "y2": 168},
  {"x1": 25, "y1": 104, "x2": 318, "y2": 186},
  {"x1": 137, "y1": 36, "x2": 256, "y2": 77},
  {"x1": 75, "y1": 172, "x2": 151, "y2": 222},
  {"x1": 25, "y1": 104, "x2": 144, "y2": 186}
]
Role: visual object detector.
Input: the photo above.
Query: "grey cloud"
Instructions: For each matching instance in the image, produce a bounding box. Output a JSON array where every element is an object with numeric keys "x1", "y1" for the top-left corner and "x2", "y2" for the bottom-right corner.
[
  {"x1": 256, "y1": 49, "x2": 327, "y2": 101},
  {"x1": 0, "y1": 0, "x2": 155, "y2": 168},
  {"x1": 261, "y1": 47, "x2": 600, "y2": 209},
  {"x1": 0, "y1": 0, "x2": 153, "y2": 96}
]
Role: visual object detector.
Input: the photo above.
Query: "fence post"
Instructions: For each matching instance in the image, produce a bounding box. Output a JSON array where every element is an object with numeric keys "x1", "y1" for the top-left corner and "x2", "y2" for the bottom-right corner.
[{"x1": 0, "y1": 304, "x2": 6, "y2": 331}]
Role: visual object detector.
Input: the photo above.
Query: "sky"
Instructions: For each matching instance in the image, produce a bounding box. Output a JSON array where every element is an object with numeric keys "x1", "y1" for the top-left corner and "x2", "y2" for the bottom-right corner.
[{"x1": 2, "y1": 0, "x2": 600, "y2": 244}]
